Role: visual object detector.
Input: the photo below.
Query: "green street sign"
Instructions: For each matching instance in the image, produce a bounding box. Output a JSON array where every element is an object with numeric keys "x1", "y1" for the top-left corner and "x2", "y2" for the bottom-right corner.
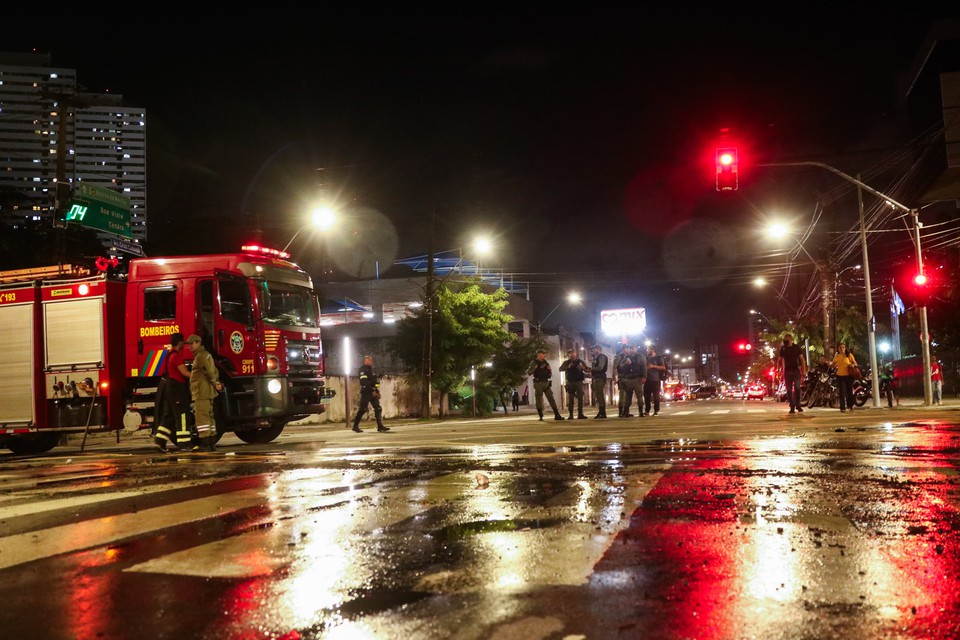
[{"x1": 64, "y1": 183, "x2": 132, "y2": 239}]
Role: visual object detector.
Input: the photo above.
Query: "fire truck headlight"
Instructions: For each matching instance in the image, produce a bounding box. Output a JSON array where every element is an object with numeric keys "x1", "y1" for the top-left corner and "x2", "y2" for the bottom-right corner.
[
  {"x1": 266, "y1": 356, "x2": 280, "y2": 371},
  {"x1": 267, "y1": 378, "x2": 282, "y2": 395},
  {"x1": 287, "y1": 348, "x2": 301, "y2": 363}
]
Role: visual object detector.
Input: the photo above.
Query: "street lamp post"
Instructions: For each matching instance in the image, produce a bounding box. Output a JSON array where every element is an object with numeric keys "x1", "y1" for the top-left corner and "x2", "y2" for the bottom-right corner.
[
  {"x1": 283, "y1": 204, "x2": 337, "y2": 252},
  {"x1": 760, "y1": 160, "x2": 930, "y2": 407},
  {"x1": 536, "y1": 292, "x2": 582, "y2": 333}
]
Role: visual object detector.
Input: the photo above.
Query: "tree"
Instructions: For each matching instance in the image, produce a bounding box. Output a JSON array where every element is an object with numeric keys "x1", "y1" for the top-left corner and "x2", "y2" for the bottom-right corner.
[
  {"x1": 476, "y1": 334, "x2": 546, "y2": 415},
  {"x1": 391, "y1": 281, "x2": 514, "y2": 416}
]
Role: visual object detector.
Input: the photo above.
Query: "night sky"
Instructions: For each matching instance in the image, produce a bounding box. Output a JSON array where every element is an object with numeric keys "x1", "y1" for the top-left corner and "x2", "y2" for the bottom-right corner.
[{"x1": 7, "y1": 6, "x2": 951, "y2": 356}]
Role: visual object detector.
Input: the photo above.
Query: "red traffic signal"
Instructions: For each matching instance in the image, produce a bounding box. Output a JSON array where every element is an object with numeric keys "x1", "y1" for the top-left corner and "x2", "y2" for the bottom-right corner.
[
  {"x1": 716, "y1": 147, "x2": 739, "y2": 192},
  {"x1": 914, "y1": 273, "x2": 927, "y2": 286},
  {"x1": 736, "y1": 342, "x2": 752, "y2": 353}
]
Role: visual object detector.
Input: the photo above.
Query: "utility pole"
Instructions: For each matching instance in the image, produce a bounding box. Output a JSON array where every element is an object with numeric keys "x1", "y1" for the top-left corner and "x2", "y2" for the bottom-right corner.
[{"x1": 421, "y1": 209, "x2": 436, "y2": 419}]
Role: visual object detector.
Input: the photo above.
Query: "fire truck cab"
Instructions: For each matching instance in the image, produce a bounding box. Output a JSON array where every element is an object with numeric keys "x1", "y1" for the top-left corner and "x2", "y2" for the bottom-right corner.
[{"x1": 0, "y1": 246, "x2": 332, "y2": 454}]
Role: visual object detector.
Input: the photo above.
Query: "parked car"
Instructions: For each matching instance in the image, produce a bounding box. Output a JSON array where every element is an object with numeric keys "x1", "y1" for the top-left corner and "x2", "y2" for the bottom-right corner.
[
  {"x1": 746, "y1": 384, "x2": 766, "y2": 400},
  {"x1": 693, "y1": 385, "x2": 719, "y2": 400}
]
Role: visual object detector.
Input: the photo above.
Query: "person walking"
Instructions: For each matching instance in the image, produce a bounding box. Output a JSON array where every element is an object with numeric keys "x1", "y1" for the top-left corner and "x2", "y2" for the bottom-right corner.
[
  {"x1": 153, "y1": 332, "x2": 192, "y2": 452},
  {"x1": 776, "y1": 333, "x2": 807, "y2": 414},
  {"x1": 185, "y1": 334, "x2": 223, "y2": 451},
  {"x1": 559, "y1": 348, "x2": 588, "y2": 419},
  {"x1": 352, "y1": 355, "x2": 391, "y2": 433},
  {"x1": 643, "y1": 345, "x2": 666, "y2": 416},
  {"x1": 831, "y1": 342, "x2": 858, "y2": 412},
  {"x1": 527, "y1": 349, "x2": 565, "y2": 421},
  {"x1": 512, "y1": 390, "x2": 520, "y2": 411},
  {"x1": 931, "y1": 357, "x2": 943, "y2": 405},
  {"x1": 588, "y1": 344, "x2": 608, "y2": 419}
]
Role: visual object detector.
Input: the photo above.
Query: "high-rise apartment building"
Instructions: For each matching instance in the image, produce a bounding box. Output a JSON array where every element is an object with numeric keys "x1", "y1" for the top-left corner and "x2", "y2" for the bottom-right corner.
[{"x1": 0, "y1": 51, "x2": 147, "y2": 247}]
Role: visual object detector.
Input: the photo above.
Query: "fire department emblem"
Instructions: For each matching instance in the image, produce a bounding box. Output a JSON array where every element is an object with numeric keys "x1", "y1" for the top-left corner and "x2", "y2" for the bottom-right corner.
[{"x1": 230, "y1": 331, "x2": 244, "y2": 354}]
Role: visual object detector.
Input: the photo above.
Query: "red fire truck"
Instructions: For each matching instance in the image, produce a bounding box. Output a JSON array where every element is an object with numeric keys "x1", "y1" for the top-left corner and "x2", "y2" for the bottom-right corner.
[{"x1": 0, "y1": 245, "x2": 333, "y2": 454}]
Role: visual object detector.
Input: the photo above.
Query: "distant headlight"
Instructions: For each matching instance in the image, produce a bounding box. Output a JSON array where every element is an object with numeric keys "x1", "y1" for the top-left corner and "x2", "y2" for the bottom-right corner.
[
  {"x1": 267, "y1": 379, "x2": 282, "y2": 395},
  {"x1": 287, "y1": 348, "x2": 302, "y2": 362}
]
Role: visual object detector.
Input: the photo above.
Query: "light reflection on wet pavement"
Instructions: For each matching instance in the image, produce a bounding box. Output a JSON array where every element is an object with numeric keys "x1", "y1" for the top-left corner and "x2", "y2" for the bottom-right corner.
[{"x1": 1, "y1": 418, "x2": 959, "y2": 639}]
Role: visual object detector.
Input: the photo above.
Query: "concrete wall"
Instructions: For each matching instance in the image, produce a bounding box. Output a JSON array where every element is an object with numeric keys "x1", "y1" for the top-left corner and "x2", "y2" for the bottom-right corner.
[{"x1": 290, "y1": 374, "x2": 436, "y2": 425}]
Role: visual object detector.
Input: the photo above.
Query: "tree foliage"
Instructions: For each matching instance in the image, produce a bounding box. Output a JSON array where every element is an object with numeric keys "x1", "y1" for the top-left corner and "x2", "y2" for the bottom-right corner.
[
  {"x1": 476, "y1": 334, "x2": 546, "y2": 415},
  {"x1": 390, "y1": 281, "x2": 514, "y2": 416}
]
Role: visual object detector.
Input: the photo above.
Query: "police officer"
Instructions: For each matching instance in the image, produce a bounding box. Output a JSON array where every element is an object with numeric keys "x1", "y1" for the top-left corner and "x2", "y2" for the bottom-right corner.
[
  {"x1": 527, "y1": 349, "x2": 565, "y2": 421},
  {"x1": 614, "y1": 345, "x2": 646, "y2": 417},
  {"x1": 589, "y1": 344, "x2": 608, "y2": 419},
  {"x1": 559, "y1": 348, "x2": 588, "y2": 419},
  {"x1": 352, "y1": 355, "x2": 391, "y2": 433},
  {"x1": 643, "y1": 345, "x2": 666, "y2": 416}
]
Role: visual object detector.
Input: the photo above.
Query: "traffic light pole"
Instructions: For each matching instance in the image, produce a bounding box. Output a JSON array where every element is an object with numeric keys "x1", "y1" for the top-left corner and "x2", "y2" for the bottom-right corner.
[
  {"x1": 912, "y1": 210, "x2": 933, "y2": 405},
  {"x1": 857, "y1": 181, "x2": 881, "y2": 408},
  {"x1": 761, "y1": 161, "x2": 931, "y2": 406}
]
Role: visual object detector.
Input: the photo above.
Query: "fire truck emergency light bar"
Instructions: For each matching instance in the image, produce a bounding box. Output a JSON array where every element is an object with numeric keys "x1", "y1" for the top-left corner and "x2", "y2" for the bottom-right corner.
[{"x1": 241, "y1": 245, "x2": 291, "y2": 259}]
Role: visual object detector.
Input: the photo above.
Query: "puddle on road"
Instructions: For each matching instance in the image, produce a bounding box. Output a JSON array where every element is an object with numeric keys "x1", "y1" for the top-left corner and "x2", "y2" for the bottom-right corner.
[{"x1": 431, "y1": 517, "x2": 565, "y2": 541}]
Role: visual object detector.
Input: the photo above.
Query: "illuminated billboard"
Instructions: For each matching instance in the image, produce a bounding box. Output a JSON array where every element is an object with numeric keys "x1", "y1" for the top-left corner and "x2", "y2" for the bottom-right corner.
[{"x1": 600, "y1": 307, "x2": 646, "y2": 336}]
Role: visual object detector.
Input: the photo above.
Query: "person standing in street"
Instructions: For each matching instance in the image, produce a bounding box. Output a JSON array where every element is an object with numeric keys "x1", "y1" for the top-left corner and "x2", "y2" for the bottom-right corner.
[
  {"x1": 154, "y1": 332, "x2": 192, "y2": 452},
  {"x1": 559, "y1": 348, "x2": 588, "y2": 419},
  {"x1": 527, "y1": 349, "x2": 565, "y2": 421},
  {"x1": 512, "y1": 390, "x2": 520, "y2": 411},
  {"x1": 614, "y1": 345, "x2": 645, "y2": 417},
  {"x1": 643, "y1": 345, "x2": 666, "y2": 416},
  {"x1": 831, "y1": 343, "x2": 858, "y2": 412},
  {"x1": 352, "y1": 355, "x2": 391, "y2": 433},
  {"x1": 776, "y1": 334, "x2": 806, "y2": 414},
  {"x1": 589, "y1": 344, "x2": 608, "y2": 419},
  {"x1": 186, "y1": 334, "x2": 222, "y2": 451},
  {"x1": 931, "y1": 357, "x2": 943, "y2": 405}
]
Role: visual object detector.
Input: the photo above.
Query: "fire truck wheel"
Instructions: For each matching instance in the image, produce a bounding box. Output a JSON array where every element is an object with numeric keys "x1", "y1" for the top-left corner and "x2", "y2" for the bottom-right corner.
[
  {"x1": 6, "y1": 432, "x2": 61, "y2": 455},
  {"x1": 233, "y1": 423, "x2": 286, "y2": 444}
]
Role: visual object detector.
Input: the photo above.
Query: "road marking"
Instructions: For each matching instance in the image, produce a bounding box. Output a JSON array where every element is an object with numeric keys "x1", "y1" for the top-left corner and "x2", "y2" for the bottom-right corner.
[
  {"x1": 0, "y1": 488, "x2": 268, "y2": 570},
  {"x1": 747, "y1": 409, "x2": 767, "y2": 413},
  {"x1": 672, "y1": 411, "x2": 695, "y2": 416},
  {"x1": 710, "y1": 410, "x2": 731, "y2": 414}
]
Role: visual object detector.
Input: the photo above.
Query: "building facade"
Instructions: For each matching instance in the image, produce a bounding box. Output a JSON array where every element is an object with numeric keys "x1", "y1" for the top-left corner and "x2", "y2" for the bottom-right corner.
[{"x1": 0, "y1": 52, "x2": 146, "y2": 248}]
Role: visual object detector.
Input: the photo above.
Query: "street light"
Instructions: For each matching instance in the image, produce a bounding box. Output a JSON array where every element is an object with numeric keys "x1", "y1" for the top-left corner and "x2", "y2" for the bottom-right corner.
[
  {"x1": 282, "y1": 204, "x2": 337, "y2": 252},
  {"x1": 537, "y1": 291, "x2": 582, "y2": 332}
]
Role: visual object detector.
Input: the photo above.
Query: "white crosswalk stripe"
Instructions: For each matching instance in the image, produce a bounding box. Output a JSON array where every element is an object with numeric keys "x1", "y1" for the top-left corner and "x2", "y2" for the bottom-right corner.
[{"x1": 710, "y1": 410, "x2": 731, "y2": 414}]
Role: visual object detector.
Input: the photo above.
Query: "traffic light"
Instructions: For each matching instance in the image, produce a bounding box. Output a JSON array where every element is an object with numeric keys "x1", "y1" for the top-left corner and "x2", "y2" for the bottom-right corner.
[
  {"x1": 716, "y1": 147, "x2": 739, "y2": 191},
  {"x1": 914, "y1": 272, "x2": 931, "y2": 306},
  {"x1": 736, "y1": 342, "x2": 752, "y2": 353}
]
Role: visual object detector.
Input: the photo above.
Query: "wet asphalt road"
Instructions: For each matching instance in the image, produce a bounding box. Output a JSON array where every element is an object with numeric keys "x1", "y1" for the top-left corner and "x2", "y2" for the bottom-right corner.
[{"x1": 1, "y1": 398, "x2": 959, "y2": 640}]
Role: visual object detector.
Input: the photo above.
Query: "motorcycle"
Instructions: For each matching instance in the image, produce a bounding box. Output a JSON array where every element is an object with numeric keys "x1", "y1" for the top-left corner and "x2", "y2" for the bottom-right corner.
[
  {"x1": 804, "y1": 366, "x2": 838, "y2": 408},
  {"x1": 852, "y1": 370, "x2": 872, "y2": 407}
]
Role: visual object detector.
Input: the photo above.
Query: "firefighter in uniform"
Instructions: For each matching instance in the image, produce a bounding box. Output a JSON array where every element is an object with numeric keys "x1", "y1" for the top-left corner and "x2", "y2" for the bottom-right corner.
[
  {"x1": 527, "y1": 349, "x2": 565, "y2": 421},
  {"x1": 186, "y1": 334, "x2": 222, "y2": 451},
  {"x1": 559, "y1": 348, "x2": 588, "y2": 419},
  {"x1": 589, "y1": 344, "x2": 608, "y2": 419},
  {"x1": 352, "y1": 355, "x2": 391, "y2": 433},
  {"x1": 154, "y1": 332, "x2": 192, "y2": 452}
]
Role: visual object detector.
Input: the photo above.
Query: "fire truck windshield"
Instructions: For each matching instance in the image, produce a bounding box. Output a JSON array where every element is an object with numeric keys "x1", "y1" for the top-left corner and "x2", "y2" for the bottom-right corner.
[{"x1": 259, "y1": 281, "x2": 320, "y2": 328}]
